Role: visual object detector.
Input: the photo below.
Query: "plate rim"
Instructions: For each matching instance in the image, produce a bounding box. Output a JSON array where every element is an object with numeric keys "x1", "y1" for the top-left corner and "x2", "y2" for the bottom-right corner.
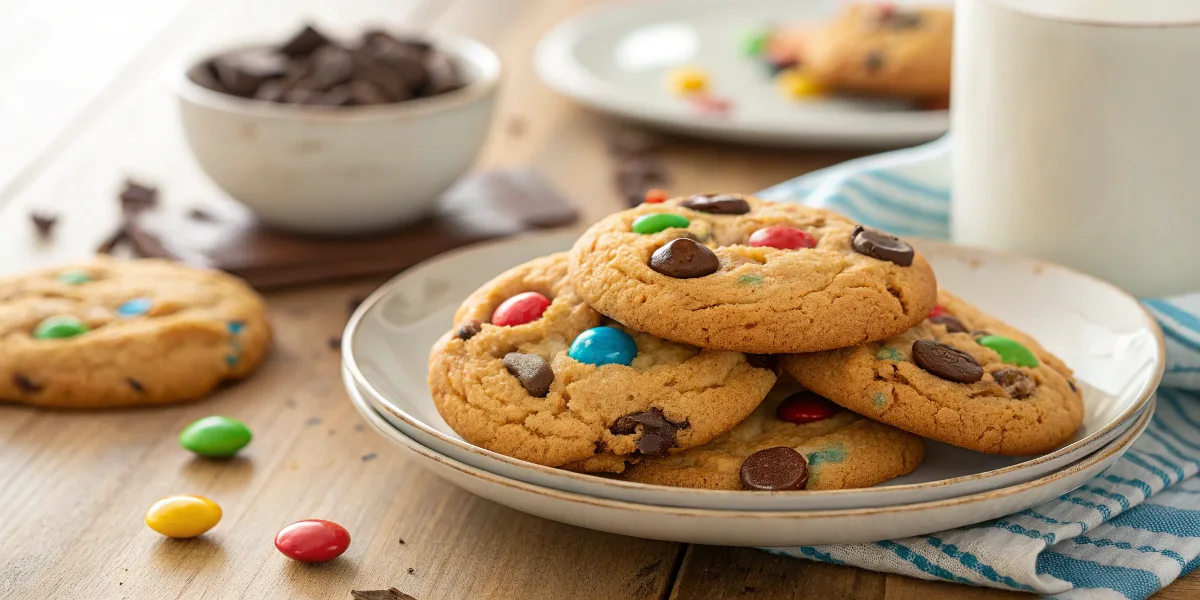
[
  {"x1": 532, "y1": 0, "x2": 949, "y2": 146},
  {"x1": 343, "y1": 229, "x2": 1165, "y2": 502},
  {"x1": 346, "y1": 366, "x2": 1153, "y2": 519}
]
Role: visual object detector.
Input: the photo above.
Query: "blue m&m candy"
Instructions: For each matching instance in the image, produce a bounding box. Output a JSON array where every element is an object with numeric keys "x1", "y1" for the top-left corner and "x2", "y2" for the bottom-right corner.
[
  {"x1": 117, "y1": 297, "x2": 152, "y2": 317},
  {"x1": 569, "y1": 326, "x2": 637, "y2": 367}
]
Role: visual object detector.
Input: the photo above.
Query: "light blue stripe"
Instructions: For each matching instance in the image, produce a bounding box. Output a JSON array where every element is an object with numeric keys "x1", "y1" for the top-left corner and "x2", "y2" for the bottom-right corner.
[
  {"x1": 1143, "y1": 427, "x2": 1199, "y2": 474},
  {"x1": 1070, "y1": 536, "x2": 1187, "y2": 568},
  {"x1": 990, "y1": 521, "x2": 1056, "y2": 544},
  {"x1": 875, "y1": 540, "x2": 975, "y2": 585},
  {"x1": 1161, "y1": 389, "x2": 1200, "y2": 430},
  {"x1": 1017, "y1": 508, "x2": 1087, "y2": 531},
  {"x1": 865, "y1": 169, "x2": 951, "y2": 201},
  {"x1": 925, "y1": 536, "x2": 1036, "y2": 592},
  {"x1": 1143, "y1": 449, "x2": 1188, "y2": 482},
  {"x1": 1109, "y1": 503, "x2": 1200, "y2": 537},
  {"x1": 825, "y1": 193, "x2": 934, "y2": 238},
  {"x1": 1061, "y1": 495, "x2": 1113, "y2": 520},
  {"x1": 1035, "y1": 552, "x2": 1162, "y2": 600},
  {"x1": 1078, "y1": 485, "x2": 1132, "y2": 512},
  {"x1": 1146, "y1": 418, "x2": 1200, "y2": 458},
  {"x1": 1100, "y1": 474, "x2": 1155, "y2": 498},
  {"x1": 1159, "y1": 323, "x2": 1200, "y2": 355},
  {"x1": 795, "y1": 546, "x2": 846, "y2": 565},
  {"x1": 1167, "y1": 365, "x2": 1200, "y2": 374},
  {"x1": 842, "y1": 178, "x2": 949, "y2": 221},
  {"x1": 1144, "y1": 298, "x2": 1200, "y2": 336},
  {"x1": 1123, "y1": 451, "x2": 1175, "y2": 488}
]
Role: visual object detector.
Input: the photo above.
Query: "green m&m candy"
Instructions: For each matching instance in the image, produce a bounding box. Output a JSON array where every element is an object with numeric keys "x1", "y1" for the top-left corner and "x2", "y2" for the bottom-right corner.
[
  {"x1": 632, "y1": 213, "x2": 690, "y2": 234},
  {"x1": 179, "y1": 416, "x2": 253, "y2": 458},
  {"x1": 33, "y1": 315, "x2": 89, "y2": 339},
  {"x1": 977, "y1": 335, "x2": 1039, "y2": 368}
]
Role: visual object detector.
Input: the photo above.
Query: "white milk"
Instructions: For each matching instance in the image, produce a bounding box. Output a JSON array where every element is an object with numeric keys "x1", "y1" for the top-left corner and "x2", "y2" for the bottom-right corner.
[{"x1": 951, "y1": 0, "x2": 1200, "y2": 296}]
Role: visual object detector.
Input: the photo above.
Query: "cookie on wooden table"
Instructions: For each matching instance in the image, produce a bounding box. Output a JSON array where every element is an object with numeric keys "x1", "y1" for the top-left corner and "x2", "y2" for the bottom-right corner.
[
  {"x1": 428, "y1": 253, "x2": 776, "y2": 473},
  {"x1": 568, "y1": 193, "x2": 937, "y2": 354},
  {"x1": 0, "y1": 257, "x2": 271, "y2": 408},
  {"x1": 621, "y1": 387, "x2": 924, "y2": 491},
  {"x1": 805, "y1": 4, "x2": 953, "y2": 98},
  {"x1": 782, "y1": 290, "x2": 1084, "y2": 455}
]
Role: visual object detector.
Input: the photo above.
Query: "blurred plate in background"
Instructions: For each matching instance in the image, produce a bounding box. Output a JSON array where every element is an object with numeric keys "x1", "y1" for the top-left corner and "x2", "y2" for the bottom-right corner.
[{"x1": 535, "y1": 0, "x2": 949, "y2": 147}]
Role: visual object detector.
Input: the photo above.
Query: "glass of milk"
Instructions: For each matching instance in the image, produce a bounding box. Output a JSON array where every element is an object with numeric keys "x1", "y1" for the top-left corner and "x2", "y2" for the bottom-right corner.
[{"x1": 951, "y1": 0, "x2": 1200, "y2": 297}]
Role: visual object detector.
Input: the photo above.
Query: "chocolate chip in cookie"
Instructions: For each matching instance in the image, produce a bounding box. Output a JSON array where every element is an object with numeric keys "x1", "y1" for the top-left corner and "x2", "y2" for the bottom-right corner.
[
  {"x1": 912, "y1": 339, "x2": 984, "y2": 383},
  {"x1": 740, "y1": 447, "x2": 808, "y2": 491},
  {"x1": 851, "y1": 225, "x2": 913, "y2": 266},
  {"x1": 864, "y1": 51, "x2": 885, "y2": 74},
  {"x1": 502, "y1": 352, "x2": 554, "y2": 397},
  {"x1": 680, "y1": 194, "x2": 751, "y2": 215},
  {"x1": 649, "y1": 238, "x2": 720, "y2": 279},
  {"x1": 993, "y1": 368, "x2": 1036, "y2": 399},
  {"x1": 13, "y1": 374, "x2": 42, "y2": 393},
  {"x1": 929, "y1": 314, "x2": 966, "y2": 333},
  {"x1": 456, "y1": 320, "x2": 483, "y2": 341},
  {"x1": 745, "y1": 354, "x2": 777, "y2": 371},
  {"x1": 610, "y1": 408, "x2": 689, "y2": 458}
]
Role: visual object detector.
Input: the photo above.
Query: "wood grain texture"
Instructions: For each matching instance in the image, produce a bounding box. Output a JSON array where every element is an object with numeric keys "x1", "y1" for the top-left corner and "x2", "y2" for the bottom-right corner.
[{"x1": 2, "y1": 0, "x2": 1199, "y2": 598}]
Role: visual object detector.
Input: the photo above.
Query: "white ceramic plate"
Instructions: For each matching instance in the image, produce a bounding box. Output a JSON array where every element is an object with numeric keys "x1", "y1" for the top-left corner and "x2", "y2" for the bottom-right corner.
[
  {"x1": 347, "y1": 373, "x2": 1152, "y2": 546},
  {"x1": 342, "y1": 231, "x2": 1163, "y2": 510},
  {"x1": 534, "y1": 0, "x2": 949, "y2": 147}
]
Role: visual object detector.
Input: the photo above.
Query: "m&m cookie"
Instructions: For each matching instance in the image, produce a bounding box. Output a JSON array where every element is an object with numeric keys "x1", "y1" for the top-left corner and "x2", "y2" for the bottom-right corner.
[
  {"x1": 428, "y1": 253, "x2": 776, "y2": 472},
  {"x1": 0, "y1": 257, "x2": 270, "y2": 408},
  {"x1": 568, "y1": 193, "x2": 937, "y2": 354},
  {"x1": 782, "y1": 290, "x2": 1084, "y2": 455}
]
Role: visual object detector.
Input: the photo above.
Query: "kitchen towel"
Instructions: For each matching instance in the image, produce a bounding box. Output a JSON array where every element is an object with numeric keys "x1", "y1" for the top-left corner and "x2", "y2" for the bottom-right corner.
[{"x1": 760, "y1": 136, "x2": 1200, "y2": 600}]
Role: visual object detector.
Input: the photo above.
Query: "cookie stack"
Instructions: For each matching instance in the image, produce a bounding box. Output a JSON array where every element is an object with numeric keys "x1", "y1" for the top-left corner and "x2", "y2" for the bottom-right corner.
[{"x1": 428, "y1": 194, "x2": 1085, "y2": 491}]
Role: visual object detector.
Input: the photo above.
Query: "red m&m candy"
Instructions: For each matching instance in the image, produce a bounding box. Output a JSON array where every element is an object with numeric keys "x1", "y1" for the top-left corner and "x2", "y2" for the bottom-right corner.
[
  {"x1": 643, "y1": 189, "x2": 669, "y2": 204},
  {"x1": 748, "y1": 226, "x2": 816, "y2": 250},
  {"x1": 776, "y1": 392, "x2": 835, "y2": 424},
  {"x1": 929, "y1": 305, "x2": 947, "y2": 318},
  {"x1": 275, "y1": 519, "x2": 351, "y2": 563},
  {"x1": 492, "y1": 292, "x2": 551, "y2": 327}
]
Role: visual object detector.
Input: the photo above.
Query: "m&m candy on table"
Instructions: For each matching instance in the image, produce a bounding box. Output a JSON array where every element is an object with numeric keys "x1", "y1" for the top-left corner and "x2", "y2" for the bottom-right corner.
[
  {"x1": 748, "y1": 226, "x2": 816, "y2": 250},
  {"x1": 179, "y1": 415, "x2": 253, "y2": 458},
  {"x1": 145, "y1": 495, "x2": 222, "y2": 538},
  {"x1": 491, "y1": 292, "x2": 551, "y2": 327},
  {"x1": 569, "y1": 326, "x2": 637, "y2": 367},
  {"x1": 275, "y1": 519, "x2": 351, "y2": 563},
  {"x1": 33, "y1": 315, "x2": 89, "y2": 339}
]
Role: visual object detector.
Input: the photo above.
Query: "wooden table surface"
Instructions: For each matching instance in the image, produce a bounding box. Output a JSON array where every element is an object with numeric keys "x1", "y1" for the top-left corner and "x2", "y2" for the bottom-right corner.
[{"x1": 0, "y1": 1, "x2": 1195, "y2": 598}]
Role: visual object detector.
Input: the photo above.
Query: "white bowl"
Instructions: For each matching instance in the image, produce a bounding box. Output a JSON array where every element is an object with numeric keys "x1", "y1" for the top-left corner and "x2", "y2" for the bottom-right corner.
[
  {"x1": 347, "y1": 371, "x2": 1152, "y2": 546},
  {"x1": 173, "y1": 33, "x2": 501, "y2": 234},
  {"x1": 341, "y1": 231, "x2": 1164, "y2": 511}
]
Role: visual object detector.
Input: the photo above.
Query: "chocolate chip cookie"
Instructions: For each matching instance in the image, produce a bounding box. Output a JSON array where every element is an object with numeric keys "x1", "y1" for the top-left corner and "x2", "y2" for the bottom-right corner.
[
  {"x1": 428, "y1": 253, "x2": 777, "y2": 472},
  {"x1": 805, "y1": 4, "x2": 952, "y2": 98},
  {"x1": 620, "y1": 386, "x2": 924, "y2": 490},
  {"x1": 0, "y1": 258, "x2": 271, "y2": 408},
  {"x1": 782, "y1": 290, "x2": 1084, "y2": 455},
  {"x1": 569, "y1": 193, "x2": 937, "y2": 354}
]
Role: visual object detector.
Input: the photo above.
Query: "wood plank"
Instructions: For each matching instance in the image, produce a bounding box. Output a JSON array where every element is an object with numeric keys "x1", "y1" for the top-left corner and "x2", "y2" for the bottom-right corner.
[
  {"x1": 668, "y1": 546, "x2": 886, "y2": 600},
  {"x1": 1154, "y1": 568, "x2": 1200, "y2": 599}
]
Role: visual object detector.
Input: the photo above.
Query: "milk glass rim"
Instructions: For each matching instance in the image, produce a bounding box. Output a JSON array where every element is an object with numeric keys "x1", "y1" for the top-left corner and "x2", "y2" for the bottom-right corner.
[{"x1": 978, "y1": 0, "x2": 1200, "y2": 29}]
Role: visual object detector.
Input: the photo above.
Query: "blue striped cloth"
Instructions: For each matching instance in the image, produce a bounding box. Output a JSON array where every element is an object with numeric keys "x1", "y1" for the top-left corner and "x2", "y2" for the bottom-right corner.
[{"x1": 758, "y1": 137, "x2": 1200, "y2": 599}]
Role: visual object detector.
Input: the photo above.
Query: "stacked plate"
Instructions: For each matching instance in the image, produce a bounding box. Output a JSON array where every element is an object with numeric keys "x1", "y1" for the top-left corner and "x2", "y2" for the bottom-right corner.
[{"x1": 341, "y1": 231, "x2": 1163, "y2": 547}]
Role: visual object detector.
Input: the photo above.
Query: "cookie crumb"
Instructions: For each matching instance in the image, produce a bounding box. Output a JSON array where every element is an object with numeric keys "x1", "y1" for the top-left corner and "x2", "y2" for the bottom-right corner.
[
  {"x1": 327, "y1": 336, "x2": 342, "y2": 350},
  {"x1": 126, "y1": 378, "x2": 145, "y2": 392},
  {"x1": 119, "y1": 179, "x2": 159, "y2": 214},
  {"x1": 506, "y1": 115, "x2": 527, "y2": 138},
  {"x1": 188, "y1": 207, "x2": 218, "y2": 222},
  {"x1": 406, "y1": 568, "x2": 415, "y2": 575},
  {"x1": 30, "y1": 211, "x2": 58, "y2": 239},
  {"x1": 351, "y1": 589, "x2": 417, "y2": 600},
  {"x1": 361, "y1": 452, "x2": 378, "y2": 462},
  {"x1": 348, "y1": 296, "x2": 366, "y2": 315},
  {"x1": 305, "y1": 417, "x2": 323, "y2": 426},
  {"x1": 13, "y1": 374, "x2": 42, "y2": 393}
]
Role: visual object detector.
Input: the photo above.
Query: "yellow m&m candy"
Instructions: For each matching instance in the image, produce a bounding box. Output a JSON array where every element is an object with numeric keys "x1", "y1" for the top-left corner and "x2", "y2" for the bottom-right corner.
[
  {"x1": 776, "y1": 69, "x2": 825, "y2": 99},
  {"x1": 145, "y1": 495, "x2": 222, "y2": 538},
  {"x1": 668, "y1": 66, "x2": 709, "y2": 96}
]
